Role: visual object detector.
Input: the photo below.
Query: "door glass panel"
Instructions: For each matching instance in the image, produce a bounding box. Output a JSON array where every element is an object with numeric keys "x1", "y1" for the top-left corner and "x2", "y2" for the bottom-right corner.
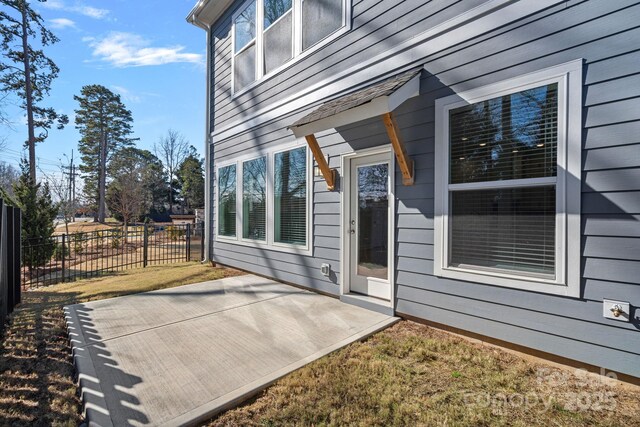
[{"x1": 357, "y1": 163, "x2": 388, "y2": 280}]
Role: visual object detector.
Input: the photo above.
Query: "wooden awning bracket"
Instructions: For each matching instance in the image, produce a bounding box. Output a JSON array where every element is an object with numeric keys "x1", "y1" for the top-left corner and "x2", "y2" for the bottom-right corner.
[
  {"x1": 305, "y1": 134, "x2": 337, "y2": 191},
  {"x1": 382, "y1": 112, "x2": 415, "y2": 186}
]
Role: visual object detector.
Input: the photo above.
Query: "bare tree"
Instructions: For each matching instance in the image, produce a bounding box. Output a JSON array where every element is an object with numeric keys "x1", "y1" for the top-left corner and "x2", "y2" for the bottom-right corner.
[
  {"x1": 107, "y1": 148, "x2": 155, "y2": 243},
  {"x1": 0, "y1": 160, "x2": 19, "y2": 198},
  {"x1": 39, "y1": 164, "x2": 76, "y2": 239},
  {"x1": 154, "y1": 129, "x2": 189, "y2": 214},
  {"x1": 107, "y1": 178, "x2": 145, "y2": 243}
]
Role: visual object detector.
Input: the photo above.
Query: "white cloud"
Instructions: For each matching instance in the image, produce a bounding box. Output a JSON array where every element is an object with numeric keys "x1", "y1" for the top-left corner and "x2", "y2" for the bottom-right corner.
[
  {"x1": 41, "y1": 1, "x2": 109, "y2": 20},
  {"x1": 87, "y1": 32, "x2": 204, "y2": 68},
  {"x1": 75, "y1": 5, "x2": 109, "y2": 19},
  {"x1": 41, "y1": 0, "x2": 65, "y2": 10},
  {"x1": 49, "y1": 18, "x2": 76, "y2": 29},
  {"x1": 111, "y1": 85, "x2": 141, "y2": 103}
]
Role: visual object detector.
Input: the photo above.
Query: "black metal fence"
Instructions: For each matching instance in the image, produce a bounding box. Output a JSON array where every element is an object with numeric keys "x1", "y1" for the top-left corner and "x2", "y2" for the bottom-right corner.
[
  {"x1": 23, "y1": 222, "x2": 204, "y2": 289},
  {"x1": 0, "y1": 198, "x2": 21, "y2": 328}
]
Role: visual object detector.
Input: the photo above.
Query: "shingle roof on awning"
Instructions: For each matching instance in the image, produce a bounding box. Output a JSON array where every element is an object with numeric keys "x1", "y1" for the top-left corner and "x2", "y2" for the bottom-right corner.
[{"x1": 289, "y1": 68, "x2": 422, "y2": 137}]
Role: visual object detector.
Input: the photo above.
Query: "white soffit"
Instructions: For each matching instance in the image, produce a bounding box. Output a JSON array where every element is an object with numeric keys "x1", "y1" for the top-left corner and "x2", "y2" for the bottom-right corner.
[{"x1": 187, "y1": 0, "x2": 234, "y2": 28}]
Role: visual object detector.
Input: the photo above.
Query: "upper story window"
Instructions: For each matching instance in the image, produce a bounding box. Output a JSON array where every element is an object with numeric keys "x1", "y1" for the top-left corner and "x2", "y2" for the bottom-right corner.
[
  {"x1": 234, "y1": 0, "x2": 257, "y2": 90},
  {"x1": 434, "y1": 60, "x2": 583, "y2": 297},
  {"x1": 232, "y1": 0, "x2": 350, "y2": 93}
]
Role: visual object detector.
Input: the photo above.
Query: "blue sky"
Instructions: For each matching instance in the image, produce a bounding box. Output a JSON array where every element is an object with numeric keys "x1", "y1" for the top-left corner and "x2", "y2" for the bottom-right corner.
[{"x1": 1, "y1": 0, "x2": 206, "y2": 178}]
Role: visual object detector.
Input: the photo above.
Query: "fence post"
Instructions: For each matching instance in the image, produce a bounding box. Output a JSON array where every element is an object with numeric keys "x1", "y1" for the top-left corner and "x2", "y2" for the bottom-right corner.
[
  {"x1": 14, "y1": 208, "x2": 21, "y2": 305},
  {"x1": 186, "y1": 223, "x2": 191, "y2": 262},
  {"x1": 143, "y1": 224, "x2": 148, "y2": 268},
  {"x1": 61, "y1": 234, "x2": 66, "y2": 283},
  {"x1": 200, "y1": 222, "x2": 205, "y2": 262},
  {"x1": 0, "y1": 199, "x2": 6, "y2": 326}
]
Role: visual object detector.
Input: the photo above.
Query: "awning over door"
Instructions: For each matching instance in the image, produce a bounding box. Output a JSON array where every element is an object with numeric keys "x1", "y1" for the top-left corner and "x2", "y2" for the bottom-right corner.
[{"x1": 289, "y1": 68, "x2": 422, "y2": 190}]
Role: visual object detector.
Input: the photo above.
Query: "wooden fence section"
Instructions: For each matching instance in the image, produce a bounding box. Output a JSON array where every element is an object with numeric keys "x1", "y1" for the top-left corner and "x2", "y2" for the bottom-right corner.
[{"x1": 0, "y1": 197, "x2": 22, "y2": 328}]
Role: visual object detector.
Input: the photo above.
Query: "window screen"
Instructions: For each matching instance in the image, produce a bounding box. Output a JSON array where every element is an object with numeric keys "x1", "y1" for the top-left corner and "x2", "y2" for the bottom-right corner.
[
  {"x1": 302, "y1": 0, "x2": 343, "y2": 50},
  {"x1": 218, "y1": 165, "x2": 236, "y2": 237},
  {"x1": 234, "y1": 0, "x2": 257, "y2": 90},
  {"x1": 447, "y1": 84, "x2": 558, "y2": 278},
  {"x1": 234, "y1": 44, "x2": 256, "y2": 90},
  {"x1": 242, "y1": 157, "x2": 266, "y2": 240},
  {"x1": 264, "y1": 8, "x2": 293, "y2": 74},
  {"x1": 274, "y1": 147, "x2": 307, "y2": 246}
]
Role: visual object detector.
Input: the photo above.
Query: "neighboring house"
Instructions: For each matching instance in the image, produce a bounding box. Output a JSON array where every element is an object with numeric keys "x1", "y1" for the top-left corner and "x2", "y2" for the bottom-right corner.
[
  {"x1": 188, "y1": 0, "x2": 640, "y2": 379},
  {"x1": 170, "y1": 214, "x2": 197, "y2": 225}
]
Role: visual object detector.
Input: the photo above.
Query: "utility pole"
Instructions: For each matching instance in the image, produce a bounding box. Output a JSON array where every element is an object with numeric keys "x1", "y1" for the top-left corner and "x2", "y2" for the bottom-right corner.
[{"x1": 62, "y1": 150, "x2": 79, "y2": 222}]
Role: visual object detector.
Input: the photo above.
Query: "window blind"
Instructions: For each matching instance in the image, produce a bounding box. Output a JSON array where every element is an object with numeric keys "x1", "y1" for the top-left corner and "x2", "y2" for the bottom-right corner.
[
  {"x1": 274, "y1": 147, "x2": 307, "y2": 246},
  {"x1": 243, "y1": 157, "x2": 266, "y2": 241},
  {"x1": 447, "y1": 83, "x2": 558, "y2": 277},
  {"x1": 218, "y1": 164, "x2": 236, "y2": 237},
  {"x1": 450, "y1": 186, "x2": 556, "y2": 275},
  {"x1": 450, "y1": 84, "x2": 558, "y2": 184}
]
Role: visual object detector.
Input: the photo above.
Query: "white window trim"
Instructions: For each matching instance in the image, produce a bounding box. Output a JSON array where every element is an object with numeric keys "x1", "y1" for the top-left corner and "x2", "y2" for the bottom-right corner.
[
  {"x1": 434, "y1": 59, "x2": 583, "y2": 298},
  {"x1": 214, "y1": 140, "x2": 313, "y2": 256},
  {"x1": 240, "y1": 154, "x2": 268, "y2": 243},
  {"x1": 214, "y1": 160, "x2": 240, "y2": 242},
  {"x1": 231, "y1": 0, "x2": 352, "y2": 96}
]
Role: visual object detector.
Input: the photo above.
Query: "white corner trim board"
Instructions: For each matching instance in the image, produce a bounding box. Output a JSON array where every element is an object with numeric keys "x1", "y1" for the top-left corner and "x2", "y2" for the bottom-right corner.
[{"x1": 211, "y1": 0, "x2": 564, "y2": 143}]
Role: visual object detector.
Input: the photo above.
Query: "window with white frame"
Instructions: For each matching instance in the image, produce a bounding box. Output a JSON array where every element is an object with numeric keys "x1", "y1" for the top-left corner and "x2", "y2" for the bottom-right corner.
[
  {"x1": 216, "y1": 145, "x2": 311, "y2": 253},
  {"x1": 242, "y1": 156, "x2": 267, "y2": 240},
  {"x1": 233, "y1": 0, "x2": 257, "y2": 91},
  {"x1": 218, "y1": 164, "x2": 237, "y2": 237},
  {"x1": 274, "y1": 146, "x2": 307, "y2": 246},
  {"x1": 232, "y1": 0, "x2": 350, "y2": 93},
  {"x1": 434, "y1": 60, "x2": 582, "y2": 297}
]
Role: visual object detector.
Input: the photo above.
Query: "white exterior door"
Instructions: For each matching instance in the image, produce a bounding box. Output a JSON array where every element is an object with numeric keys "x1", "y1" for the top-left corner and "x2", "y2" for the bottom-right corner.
[{"x1": 347, "y1": 152, "x2": 392, "y2": 300}]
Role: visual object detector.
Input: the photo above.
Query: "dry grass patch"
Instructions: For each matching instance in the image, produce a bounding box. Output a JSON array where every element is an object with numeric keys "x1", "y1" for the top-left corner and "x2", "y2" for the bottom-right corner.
[
  {"x1": 54, "y1": 220, "x2": 120, "y2": 234},
  {"x1": 210, "y1": 321, "x2": 640, "y2": 427},
  {"x1": 0, "y1": 263, "x2": 242, "y2": 426}
]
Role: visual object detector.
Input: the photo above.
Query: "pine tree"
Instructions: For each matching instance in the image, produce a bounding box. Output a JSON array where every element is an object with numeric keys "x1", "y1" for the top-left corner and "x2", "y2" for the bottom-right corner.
[
  {"x1": 74, "y1": 85, "x2": 135, "y2": 222},
  {"x1": 11, "y1": 161, "x2": 58, "y2": 271},
  {"x1": 177, "y1": 152, "x2": 204, "y2": 214},
  {"x1": 0, "y1": 0, "x2": 68, "y2": 181}
]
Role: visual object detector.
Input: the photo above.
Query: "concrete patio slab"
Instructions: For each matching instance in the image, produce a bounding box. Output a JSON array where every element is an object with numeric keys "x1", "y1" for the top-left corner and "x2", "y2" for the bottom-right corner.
[{"x1": 65, "y1": 275, "x2": 398, "y2": 426}]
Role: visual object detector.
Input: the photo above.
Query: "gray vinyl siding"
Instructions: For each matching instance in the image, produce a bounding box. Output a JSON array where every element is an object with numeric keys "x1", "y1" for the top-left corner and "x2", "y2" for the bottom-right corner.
[
  {"x1": 208, "y1": 0, "x2": 640, "y2": 378},
  {"x1": 210, "y1": 0, "x2": 489, "y2": 130}
]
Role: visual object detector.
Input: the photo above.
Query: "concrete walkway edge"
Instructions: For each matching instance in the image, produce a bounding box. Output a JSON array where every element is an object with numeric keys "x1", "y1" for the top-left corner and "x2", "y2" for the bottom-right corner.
[
  {"x1": 165, "y1": 316, "x2": 400, "y2": 427},
  {"x1": 65, "y1": 306, "x2": 114, "y2": 427}
]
